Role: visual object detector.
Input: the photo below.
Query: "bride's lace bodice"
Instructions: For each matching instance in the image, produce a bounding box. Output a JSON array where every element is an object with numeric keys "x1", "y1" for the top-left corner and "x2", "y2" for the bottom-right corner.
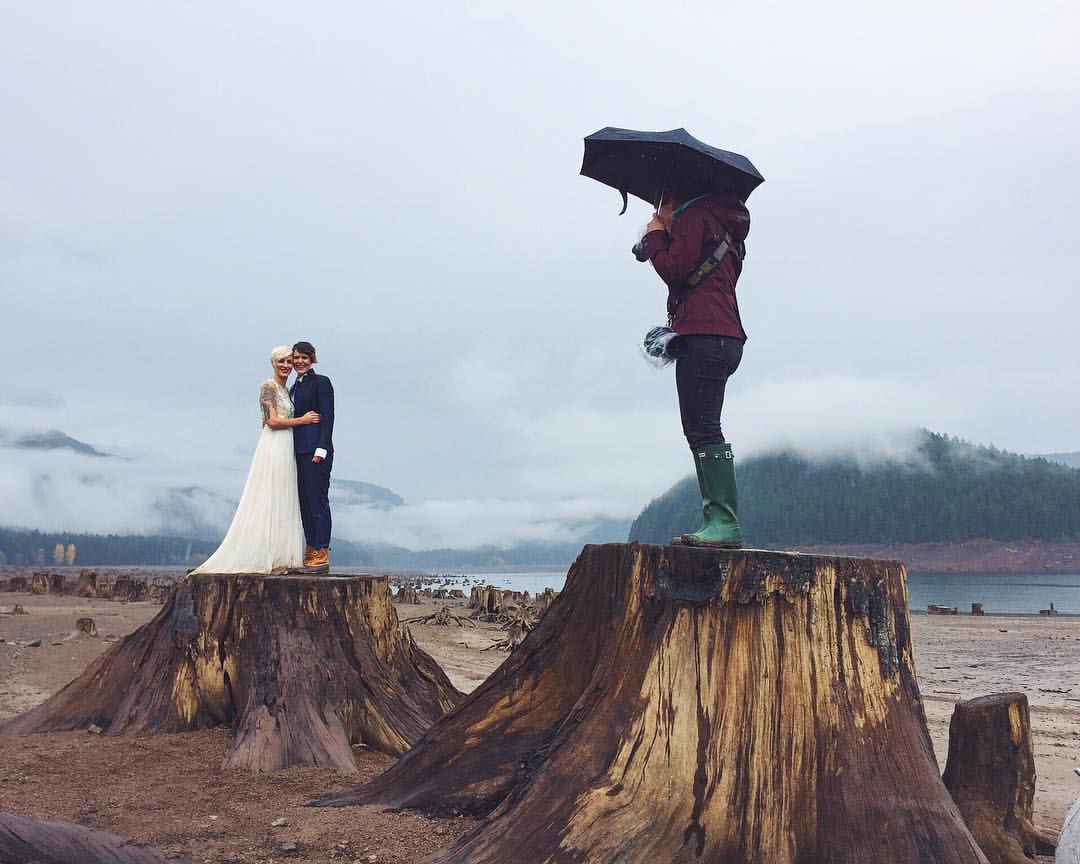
[{"x1": 259, "y1": 379, "x2": 294, "y2": 424}]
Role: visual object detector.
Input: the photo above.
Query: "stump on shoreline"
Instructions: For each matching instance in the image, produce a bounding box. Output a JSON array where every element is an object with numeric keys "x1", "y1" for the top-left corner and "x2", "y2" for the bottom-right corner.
[
  {"x1": 316, "y1": 543, "x2": 987, "y2": 864},
  {"x1": 0, "y1": 574, "x2": 461, "y2": 773},
  {"x1": 943, "y1": 693, "x2": 1057, "y2": 863}
]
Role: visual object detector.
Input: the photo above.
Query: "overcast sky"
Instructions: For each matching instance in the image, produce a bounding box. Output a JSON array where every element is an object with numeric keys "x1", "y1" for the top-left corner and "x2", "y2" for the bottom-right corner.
[{"x1": 2, "y1": 1, "x2": 1078, "y2": 547}]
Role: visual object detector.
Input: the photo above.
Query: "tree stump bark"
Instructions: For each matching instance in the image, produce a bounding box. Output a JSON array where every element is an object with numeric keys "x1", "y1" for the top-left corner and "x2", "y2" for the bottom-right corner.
[
  {"x1": 30, "y1": 572, "x2": 65, "y2": 594},
  {"x1": 0, "y1": 574, "x2": 460, "y2": 773},
  {"x1": 943, "y1": 693, "x2": 1058, "y2": 863},
  {"x1": 0, "y1": 810, "x2": 186, "y2": 864},
  {"x1": 74, "y1": 570, "x2": 98, "y2": 597},
  {"x1": 317, "y1": 543, "x2": 987, "y2": 864}
]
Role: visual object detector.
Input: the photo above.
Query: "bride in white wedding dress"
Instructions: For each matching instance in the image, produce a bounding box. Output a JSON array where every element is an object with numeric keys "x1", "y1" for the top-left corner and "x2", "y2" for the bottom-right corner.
[{"x1": 192, "y1": 346, "x2": 320, "y2": 575}]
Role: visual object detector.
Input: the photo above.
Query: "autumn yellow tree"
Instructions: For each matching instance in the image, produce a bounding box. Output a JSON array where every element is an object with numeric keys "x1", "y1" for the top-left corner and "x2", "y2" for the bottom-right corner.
[
  {"x1": 65, "y1": 543, "x2": 76, "y2": 565},
  {"x1": 53, "y1": 544, "x2": 65, "y2": 565}
]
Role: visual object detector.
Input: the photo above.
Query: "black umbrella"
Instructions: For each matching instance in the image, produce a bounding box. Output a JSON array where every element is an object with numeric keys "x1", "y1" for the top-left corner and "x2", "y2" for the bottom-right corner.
[{"x1": 580, "y1": 126, "x2": 764, "y2": 214}]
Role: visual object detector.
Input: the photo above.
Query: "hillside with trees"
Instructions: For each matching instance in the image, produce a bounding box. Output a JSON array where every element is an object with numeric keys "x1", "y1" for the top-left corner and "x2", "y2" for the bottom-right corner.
[{"x1": 630, "y1": 431, "x2": 1080, "y2": 547}]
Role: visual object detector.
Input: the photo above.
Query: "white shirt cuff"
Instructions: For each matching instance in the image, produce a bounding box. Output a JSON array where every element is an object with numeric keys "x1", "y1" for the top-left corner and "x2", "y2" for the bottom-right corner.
[{"x1": 314, "y1": 448, "x2": 328, "y2": 460}]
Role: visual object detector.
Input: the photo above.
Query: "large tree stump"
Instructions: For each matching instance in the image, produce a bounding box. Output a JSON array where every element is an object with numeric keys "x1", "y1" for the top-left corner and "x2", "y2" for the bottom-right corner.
[
  {"x1": 0, "y1": 811, "x2": 186, "y2": 864},
  {"x1": 0, "y1": 574, "x2": 460, "y2": 773},
  {"x1": 943, "y1": 693, "x2": 1057, "y2": 863},
  {"x1": 317, "y1": 543, "x2": 987, "y2": 864}
]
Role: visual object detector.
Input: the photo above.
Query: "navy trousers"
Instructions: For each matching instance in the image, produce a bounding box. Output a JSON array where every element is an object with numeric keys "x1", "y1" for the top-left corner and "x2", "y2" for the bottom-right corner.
[
  {"x1": 296, "y1": 452, "x2": 332, "y2": 549},
  {"x1": 675, "y1": 335, "x2": 744, "y2": 450}
]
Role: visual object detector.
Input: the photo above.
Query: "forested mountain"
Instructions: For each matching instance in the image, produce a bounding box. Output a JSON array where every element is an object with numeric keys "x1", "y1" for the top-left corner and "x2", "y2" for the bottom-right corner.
[
  {"x1": 630, "y1": 431, "x2": 1080, "y2": 547},
  {"x1": 1043, "y1": 451, "x2": 1080, "y2": 469},
  {"x1": 0, "y1": 528, "x2": 216, "y2": 567},
  {"x1": 0, "y1": 528, "x2": 374, "y2": 568}
]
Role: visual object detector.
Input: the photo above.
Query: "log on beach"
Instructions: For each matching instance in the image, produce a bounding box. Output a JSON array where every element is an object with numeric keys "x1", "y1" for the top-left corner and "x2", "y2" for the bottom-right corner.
[
  {"x1": 316, "y1": 543, "x2": 988, "y2": 864},
  {"x1": 0, "y1": 811, "x2": 186, "y2": 864},
  {"x1": 0, "y1": 573, "x2": 461, "y2": 773}
]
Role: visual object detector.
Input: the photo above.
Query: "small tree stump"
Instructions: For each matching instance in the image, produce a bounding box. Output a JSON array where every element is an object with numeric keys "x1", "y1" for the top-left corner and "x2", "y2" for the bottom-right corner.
[
  {"x1": 943, "y1": 693, "x2": 1058, "y2": 863},
  {"x1": 75, "y1": 617, "x2": 97, "y2": 637},
  {"x1": 0, "y1": 574, "x2": 460, "y2": 773},
  {"x1": 395, "y1": 584, "x2": 421, "y2": 604},
  {"x1": 73, "y1": 570, "x2": 98, "y2": 598},
  {"x1": 30, "y1": 572, "x2": 64, "y2": 594},
  {"x1": 316, "y1": 543, "x2": 987, "y2": 864},
  {"x1": 0, "y1": 810, "x2": 186, "y2": 864}
]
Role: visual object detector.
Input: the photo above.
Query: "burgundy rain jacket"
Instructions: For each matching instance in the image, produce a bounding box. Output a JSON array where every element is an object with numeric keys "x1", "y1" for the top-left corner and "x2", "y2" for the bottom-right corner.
[{"x1": 639, "y1": 193, "x2": 750, "y2": 339}]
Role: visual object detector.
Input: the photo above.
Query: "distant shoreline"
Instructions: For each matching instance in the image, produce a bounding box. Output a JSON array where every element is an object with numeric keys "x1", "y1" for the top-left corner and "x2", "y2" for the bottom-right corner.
[
  {"x1": 789, "y1": 538, "x2": 1080, "y2": 573},
  {"x1": 2, "y1": 537, "x2": 1078, "y2": 575}
]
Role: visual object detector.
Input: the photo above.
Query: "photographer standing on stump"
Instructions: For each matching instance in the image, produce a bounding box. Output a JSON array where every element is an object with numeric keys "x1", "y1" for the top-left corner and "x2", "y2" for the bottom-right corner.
[{"x1": 636, "y1": 180, "x2": 750, "y2": 548}]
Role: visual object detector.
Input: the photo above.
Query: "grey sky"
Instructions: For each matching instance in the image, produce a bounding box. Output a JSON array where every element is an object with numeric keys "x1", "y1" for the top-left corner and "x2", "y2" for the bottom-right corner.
[{"x1": 2, "y1": 1, "x2": 1078, "y2": 547}]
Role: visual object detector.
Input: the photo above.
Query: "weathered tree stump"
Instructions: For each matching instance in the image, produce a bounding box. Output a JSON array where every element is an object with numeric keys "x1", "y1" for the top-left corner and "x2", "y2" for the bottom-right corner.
[
  {"x1": 395, "y1": 584, "x2": 421, "y2": 604},
  {"x1": 317, "y1": 543, "x2": 987, "y2": 864},
  {"x1": 30, "y1": 572, "x2": 65, "y2": 595},
  {"x1": 73, "y1": 570, "x2": 98, "y2": 597},
  {"x1": 0, "y1": 574, "x2": 460, "y2": 773},
  {"x1": 943, "y1": 693, "x2": 1057, "y2": 863},
  {"x1": 2, "y1": 576, "x2": 28, "y2": 593},
  {"x1": 75, "y1": 617, "x2": 97, "y2": 637},
  {"x1": 108, "y1": 575, "x2": 148, "y2": 603},
  {"x1": 0, "y1": 810, "x2": 186, "y2": 864}
]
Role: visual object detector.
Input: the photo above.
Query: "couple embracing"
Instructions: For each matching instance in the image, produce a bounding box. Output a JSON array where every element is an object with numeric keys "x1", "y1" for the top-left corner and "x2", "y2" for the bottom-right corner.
[{"x1": 193, "y1": 341, "x2": 335, "y2": 576}]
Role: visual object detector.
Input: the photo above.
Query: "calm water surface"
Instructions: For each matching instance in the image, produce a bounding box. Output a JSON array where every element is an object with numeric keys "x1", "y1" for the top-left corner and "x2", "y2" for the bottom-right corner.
[{"x1": 449, "y1": 569, "x2": 1080, "y2": 617}]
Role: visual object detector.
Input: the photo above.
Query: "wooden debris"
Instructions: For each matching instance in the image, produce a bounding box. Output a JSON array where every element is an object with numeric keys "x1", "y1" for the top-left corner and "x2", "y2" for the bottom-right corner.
[
  {"x1": 401, "y1": 605, "x2": 476, "y2": 628},
  {"x1": 943, "y1": 692, "x2": 1057, "y2": 863},
  {"x1": 75, "y1": 617, "x2": 97, "y2": 637},
  {"x1": 395, "y1": 584, "x2": 421, "y2": 604}
]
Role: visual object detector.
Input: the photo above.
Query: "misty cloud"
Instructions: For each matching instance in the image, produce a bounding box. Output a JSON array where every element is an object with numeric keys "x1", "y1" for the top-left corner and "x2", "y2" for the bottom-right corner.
[{"x1": 1, "y1": 1, "x2": 1077, "y2": 547}]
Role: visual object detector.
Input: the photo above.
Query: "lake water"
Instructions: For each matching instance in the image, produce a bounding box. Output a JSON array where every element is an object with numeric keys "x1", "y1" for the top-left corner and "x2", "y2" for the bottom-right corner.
[{"x1": 448, "y1": 569, "x2": 1080, "y2": 617}]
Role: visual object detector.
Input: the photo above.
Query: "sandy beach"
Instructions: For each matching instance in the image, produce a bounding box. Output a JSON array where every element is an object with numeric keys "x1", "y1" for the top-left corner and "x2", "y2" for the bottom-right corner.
[{"x1": 1, "y1": 587, "x2": 1077, "y2": 862}]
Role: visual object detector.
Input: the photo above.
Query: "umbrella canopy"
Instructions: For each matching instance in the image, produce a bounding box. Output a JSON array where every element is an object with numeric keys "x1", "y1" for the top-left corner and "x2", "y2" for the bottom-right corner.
[{"x1": 580, "y1": 127, "x2": 764, "y2": 213}]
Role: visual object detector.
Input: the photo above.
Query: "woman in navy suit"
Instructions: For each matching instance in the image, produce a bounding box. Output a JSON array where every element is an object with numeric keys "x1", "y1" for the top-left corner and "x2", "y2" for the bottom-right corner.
[{"x1": 289, "y1": 341, "x2": 335, "y2": 570}]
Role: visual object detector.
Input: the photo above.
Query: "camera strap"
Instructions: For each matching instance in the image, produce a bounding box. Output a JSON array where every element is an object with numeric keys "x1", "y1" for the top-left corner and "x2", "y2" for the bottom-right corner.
[
  {"x1": 686, "y1": 231, "x2": 740, "y2": 288},
  {"x1": 667, "y1": 231, "x2": 744, "y2": 327}
]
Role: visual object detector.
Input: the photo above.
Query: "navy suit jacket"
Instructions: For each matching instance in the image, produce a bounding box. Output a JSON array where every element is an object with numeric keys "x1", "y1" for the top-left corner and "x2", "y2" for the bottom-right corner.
[{"x1": 290, "y1": 371, "x2": 335, "y2": 455}]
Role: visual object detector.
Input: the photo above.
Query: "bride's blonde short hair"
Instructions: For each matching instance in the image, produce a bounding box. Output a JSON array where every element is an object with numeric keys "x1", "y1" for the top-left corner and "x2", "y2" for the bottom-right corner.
[{"x1": 270, "y1": 345, "x2": 294, "y2": 363}]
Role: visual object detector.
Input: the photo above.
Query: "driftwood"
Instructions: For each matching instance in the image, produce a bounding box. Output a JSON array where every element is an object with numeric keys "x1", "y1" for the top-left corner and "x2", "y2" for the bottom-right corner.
[
  {"x1": 0, "y1": 574, "x2": 460, "y2": 773},
  {"x1": 0, "y1": 810, "x2": 186, "y2": 864},
  {"x1": 401, "y1": 605, "x2": 476, "y2": 628},
  {"x1": 316, "y1": 543, "x2": 986, "y2": 864},
  {"x1": 943, "y1": 693, "x2": 1057, "y2": 863},
  {"x1": 481, "y1": 615, "x2": 532, "y2": 652}
]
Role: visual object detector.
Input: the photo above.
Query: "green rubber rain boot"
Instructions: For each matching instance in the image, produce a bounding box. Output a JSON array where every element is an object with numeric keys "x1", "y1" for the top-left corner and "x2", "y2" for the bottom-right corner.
[{"x1": 678, "y1": 443, "x2": 743, "y2": 548}]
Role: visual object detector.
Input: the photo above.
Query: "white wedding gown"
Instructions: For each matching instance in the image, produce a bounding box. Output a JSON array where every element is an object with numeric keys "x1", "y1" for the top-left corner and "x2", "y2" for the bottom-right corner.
[{"x1": 192, "y1": 379, "x2": 304, "y2": 575}]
